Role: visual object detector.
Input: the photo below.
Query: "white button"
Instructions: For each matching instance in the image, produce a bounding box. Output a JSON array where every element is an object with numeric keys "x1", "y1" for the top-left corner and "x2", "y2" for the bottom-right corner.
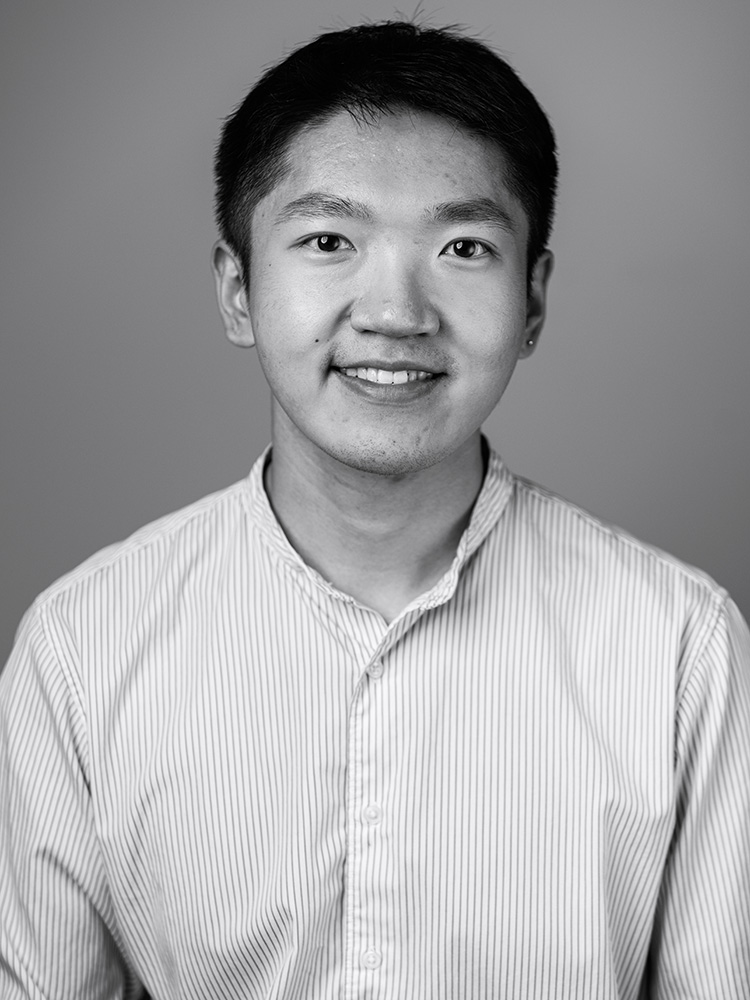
[
  {"x1": 368, "y1": 660, "x2": 384, "y2": 678},
  {"x1": 362, "y1": 803, "x2": 382, "y2": 825},
  {"x1": 362, "y1": 947, "x2": 382, "y2": 969}
]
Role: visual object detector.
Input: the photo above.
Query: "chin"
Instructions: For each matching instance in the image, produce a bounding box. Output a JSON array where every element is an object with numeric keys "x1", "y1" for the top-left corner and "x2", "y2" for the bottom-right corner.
[{"x1": 327, "y1": 439, "x2": 450, "y2": 479}]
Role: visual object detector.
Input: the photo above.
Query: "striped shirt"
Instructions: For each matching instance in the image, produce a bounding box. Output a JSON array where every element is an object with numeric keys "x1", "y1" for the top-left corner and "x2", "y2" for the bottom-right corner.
[{"x1": 1, "y1": 444, "x2": 749, "y2": 1000}]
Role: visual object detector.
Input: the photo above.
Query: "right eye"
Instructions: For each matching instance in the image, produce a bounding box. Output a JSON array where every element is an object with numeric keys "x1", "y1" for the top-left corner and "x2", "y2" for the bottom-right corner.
[{"x1": 303, "y1": 234, "x2": 354, "y2": 253}]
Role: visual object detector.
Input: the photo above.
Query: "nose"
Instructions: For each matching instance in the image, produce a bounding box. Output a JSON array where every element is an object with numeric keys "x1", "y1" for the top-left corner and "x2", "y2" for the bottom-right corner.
[{"x1": 349, "y1": 254, "x2": 440, "y2": 338}]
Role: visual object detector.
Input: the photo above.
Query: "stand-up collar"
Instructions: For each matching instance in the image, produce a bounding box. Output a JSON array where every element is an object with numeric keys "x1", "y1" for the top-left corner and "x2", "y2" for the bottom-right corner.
[{"x1": 241, "y1": 438, "x2": 515, "y2": 612}]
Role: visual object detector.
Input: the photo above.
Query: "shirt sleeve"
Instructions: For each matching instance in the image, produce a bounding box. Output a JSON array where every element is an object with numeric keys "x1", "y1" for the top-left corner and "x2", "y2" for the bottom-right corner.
[
  {"x1": 0, "y1": 604, "x2": 140, "y2": 999},
  {"x1": 646, "y1": 596, "x2": 750, "y2": 998}
]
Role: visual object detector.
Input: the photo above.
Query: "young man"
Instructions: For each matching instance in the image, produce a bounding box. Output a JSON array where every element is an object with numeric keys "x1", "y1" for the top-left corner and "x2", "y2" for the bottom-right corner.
[{"x1": 1, "y1": 21, "x2": 748, "y2": 1000}]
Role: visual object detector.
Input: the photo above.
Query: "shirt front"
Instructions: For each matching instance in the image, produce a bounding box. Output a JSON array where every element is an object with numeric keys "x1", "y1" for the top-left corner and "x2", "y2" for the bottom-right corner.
[{"x1": 1, "y1": 445, "x2": 749, "y2": 1000}]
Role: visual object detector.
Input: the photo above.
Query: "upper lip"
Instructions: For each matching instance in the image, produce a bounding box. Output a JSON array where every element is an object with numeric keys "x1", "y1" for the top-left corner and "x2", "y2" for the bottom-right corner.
[{"x1": 333, "y1": 360, "x2": 445, "y2": 374}]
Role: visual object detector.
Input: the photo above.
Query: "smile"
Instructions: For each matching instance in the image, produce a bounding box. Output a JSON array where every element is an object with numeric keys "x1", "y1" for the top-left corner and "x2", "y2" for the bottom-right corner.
[{"x1": 340, "y1": 367, "x2": 435, "y2": 384}]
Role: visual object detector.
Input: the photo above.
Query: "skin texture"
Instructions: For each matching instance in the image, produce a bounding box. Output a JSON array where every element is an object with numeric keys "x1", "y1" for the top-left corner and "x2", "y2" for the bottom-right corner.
[{"x1": 213, "y1": 109, "x2": 552, "y2": 619}]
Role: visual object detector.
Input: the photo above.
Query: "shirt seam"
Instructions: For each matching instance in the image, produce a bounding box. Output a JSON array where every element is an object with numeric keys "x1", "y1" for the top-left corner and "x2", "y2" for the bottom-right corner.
[
  {"x1": 36, "y1": 602, "x2": 89, "y2": 773},
  {"x1": 674, "y1": 594, "x2": 731, "y2": 753},
  {"x1": 30, "y1": 595, "x2": 148, "y2": 988}
]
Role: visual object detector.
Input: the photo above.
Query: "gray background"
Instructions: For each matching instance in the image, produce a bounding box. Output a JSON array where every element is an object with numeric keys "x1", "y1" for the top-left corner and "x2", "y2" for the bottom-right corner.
[{"x1": 2, "y1": 0, "x2": 748, "y2": 661}]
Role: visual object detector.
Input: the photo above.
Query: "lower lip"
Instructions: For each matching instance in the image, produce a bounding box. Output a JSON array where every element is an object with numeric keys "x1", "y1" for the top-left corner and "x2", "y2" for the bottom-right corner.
[{"x1": 332, "y1": 369, "x2": 444, "y2": 403}]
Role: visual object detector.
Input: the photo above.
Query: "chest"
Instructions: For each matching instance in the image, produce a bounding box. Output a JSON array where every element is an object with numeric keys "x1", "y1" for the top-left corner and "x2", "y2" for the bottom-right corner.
[{"x1": 88, "y1": 604, "x2": 675, "y2": 997}]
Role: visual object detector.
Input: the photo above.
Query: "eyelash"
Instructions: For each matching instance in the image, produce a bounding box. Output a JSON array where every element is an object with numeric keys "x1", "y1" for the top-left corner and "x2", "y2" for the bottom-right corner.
[{"x1": 301, "y1": 234, "x2": 494, "y2": 259}]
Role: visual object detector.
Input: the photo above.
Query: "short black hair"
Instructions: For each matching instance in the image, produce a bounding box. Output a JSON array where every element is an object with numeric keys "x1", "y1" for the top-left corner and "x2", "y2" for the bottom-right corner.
[{"x1": 215, "y1": 21, "x2": 558, "y2": 284}]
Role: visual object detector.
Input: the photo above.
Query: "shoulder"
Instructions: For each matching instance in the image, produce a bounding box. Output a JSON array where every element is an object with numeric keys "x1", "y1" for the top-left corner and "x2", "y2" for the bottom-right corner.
[
  {"x1": 493, "y1": 471, "x2": 734, "y2": 667},
  {"x1": 486, "y1": 471, "x2": 750, "y2": 718},
  {"x1": 20, "y1": 477, "x2": 254, "y2": 636},
  {"x1": 508, "y1": 471, "x2": 727, "y2": 600}
]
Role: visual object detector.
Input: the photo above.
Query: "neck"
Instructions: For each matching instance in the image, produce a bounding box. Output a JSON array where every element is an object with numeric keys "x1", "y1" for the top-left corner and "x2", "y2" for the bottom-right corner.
[{"x1": 265, "y1": 425, "x2": 486, "y2": 623}]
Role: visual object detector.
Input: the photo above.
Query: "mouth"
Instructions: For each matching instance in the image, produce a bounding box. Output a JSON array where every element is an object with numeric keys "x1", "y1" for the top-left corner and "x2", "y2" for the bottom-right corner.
[
  {"x1": 330, "y1": 363, "x2": 445, "y2": 404},
  {"x1": 338, "y1": 366, "x2": 437, "y2": 385}
]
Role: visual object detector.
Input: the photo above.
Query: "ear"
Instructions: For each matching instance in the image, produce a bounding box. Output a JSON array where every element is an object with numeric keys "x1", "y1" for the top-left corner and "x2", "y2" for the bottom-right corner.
[
  {"x1": 519, "y1": 249, "x2": 554, "y2": 359},
  {"x1": 211, "y1": 241, "x2": 255, "y2": 347}
]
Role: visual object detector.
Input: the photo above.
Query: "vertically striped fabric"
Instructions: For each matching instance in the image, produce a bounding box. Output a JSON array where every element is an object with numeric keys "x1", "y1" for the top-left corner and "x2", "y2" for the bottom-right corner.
[{"x1": 1, "y1": 444, "x2": 749, "y2": 999}]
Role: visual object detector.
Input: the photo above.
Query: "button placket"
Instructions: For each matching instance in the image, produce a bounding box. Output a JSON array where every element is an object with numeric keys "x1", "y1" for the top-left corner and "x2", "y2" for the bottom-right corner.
[{"x1": 346, "y1": 653, "x2": 388, "y2": 991}]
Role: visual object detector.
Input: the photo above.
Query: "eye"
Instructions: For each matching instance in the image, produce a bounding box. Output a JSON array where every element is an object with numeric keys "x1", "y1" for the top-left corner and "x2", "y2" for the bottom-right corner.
[
  {"x1": 443, "y1": 239, "x2": 491, "y2": 259},
  {"x1": 303, "y1": 233, "x2": 354, "y2": 253}
]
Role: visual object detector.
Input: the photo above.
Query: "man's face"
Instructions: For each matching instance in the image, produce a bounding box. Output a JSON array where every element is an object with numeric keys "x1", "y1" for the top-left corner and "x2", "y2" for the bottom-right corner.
[{"x1": 216, "y1": 108, "x2": 551, "y2": 477}]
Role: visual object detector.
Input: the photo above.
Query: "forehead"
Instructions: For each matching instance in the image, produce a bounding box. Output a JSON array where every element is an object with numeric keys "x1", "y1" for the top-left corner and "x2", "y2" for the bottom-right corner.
[{"x1": 257, "y1": 108, "x2": 526, "y2": 233}]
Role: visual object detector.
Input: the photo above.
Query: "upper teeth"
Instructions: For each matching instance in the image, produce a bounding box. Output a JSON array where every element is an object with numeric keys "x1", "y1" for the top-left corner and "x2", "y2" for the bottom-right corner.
[{"x1": 342, "y1": 367, "x2": 434, "y2": 384}]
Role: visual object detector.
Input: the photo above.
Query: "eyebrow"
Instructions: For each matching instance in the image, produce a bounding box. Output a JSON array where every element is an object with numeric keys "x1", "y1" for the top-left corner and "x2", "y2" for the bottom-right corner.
[
  {"x1": 275, "y1": 191, "x2": 517, "y2": 234},
  {"x1": 427, "y1": 198, "x2": 517, "y2": 234},
  {"x1": 275, "y1": 193, "x2": 373, "y2": 224}
]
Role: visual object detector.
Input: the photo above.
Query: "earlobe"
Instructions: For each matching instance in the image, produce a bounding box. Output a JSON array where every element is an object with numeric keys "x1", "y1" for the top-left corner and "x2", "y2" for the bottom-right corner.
[
  {"x1": 211, "y1": 241, "x2": 255, "y2": 348},
  {"x1": 520, "y1": 249, "x2": 554, "y2": 358}
]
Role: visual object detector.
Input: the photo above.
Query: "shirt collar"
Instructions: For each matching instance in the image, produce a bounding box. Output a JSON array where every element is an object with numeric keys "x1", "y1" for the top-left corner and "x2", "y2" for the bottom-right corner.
[{"x1": 242, "y1": 437, "x2": 515, "y2": 611}]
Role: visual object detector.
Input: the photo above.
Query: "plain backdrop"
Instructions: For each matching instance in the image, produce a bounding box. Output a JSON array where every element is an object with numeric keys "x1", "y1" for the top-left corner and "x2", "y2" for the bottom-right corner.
[{"x1": 2, "y1": 0, "x2": 749, "y2": 660}]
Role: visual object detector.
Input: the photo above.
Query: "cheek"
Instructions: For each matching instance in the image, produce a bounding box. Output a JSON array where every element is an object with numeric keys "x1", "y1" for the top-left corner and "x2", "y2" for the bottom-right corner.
[
  {"x1": 254, "y1": 273, "x2": 340, "y2": 350},
  {"x1": 251, "y1": 290, "x2": 306, "y2": 362},
  {"x1": 251, "y1": 296, "x2": 333, "y2": 400},
  {"x1": 459, "y1": 295, "x2": 527, "y2": 369}
]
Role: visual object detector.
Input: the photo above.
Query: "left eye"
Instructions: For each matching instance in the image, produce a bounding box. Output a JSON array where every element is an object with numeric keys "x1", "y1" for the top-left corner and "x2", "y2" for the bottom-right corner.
[
  {"x1": 304, "y1": 234, "x2": 353, "y2": 253},
  {"x1": 444, "y1": 239, "x2": 490, "y2": 259}
]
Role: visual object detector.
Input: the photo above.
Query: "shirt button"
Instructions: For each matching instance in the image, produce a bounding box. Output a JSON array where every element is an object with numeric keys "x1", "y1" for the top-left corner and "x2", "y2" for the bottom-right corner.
[
  {"x1": 368, "y1": 660, "x2": 384, "y2": 679},
  {"x1": 362, "y1": 947, "x2": 382, "y2": 969},
  {"x1": 362, "y1": 803, "x2": 382, "y2": 825}
]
